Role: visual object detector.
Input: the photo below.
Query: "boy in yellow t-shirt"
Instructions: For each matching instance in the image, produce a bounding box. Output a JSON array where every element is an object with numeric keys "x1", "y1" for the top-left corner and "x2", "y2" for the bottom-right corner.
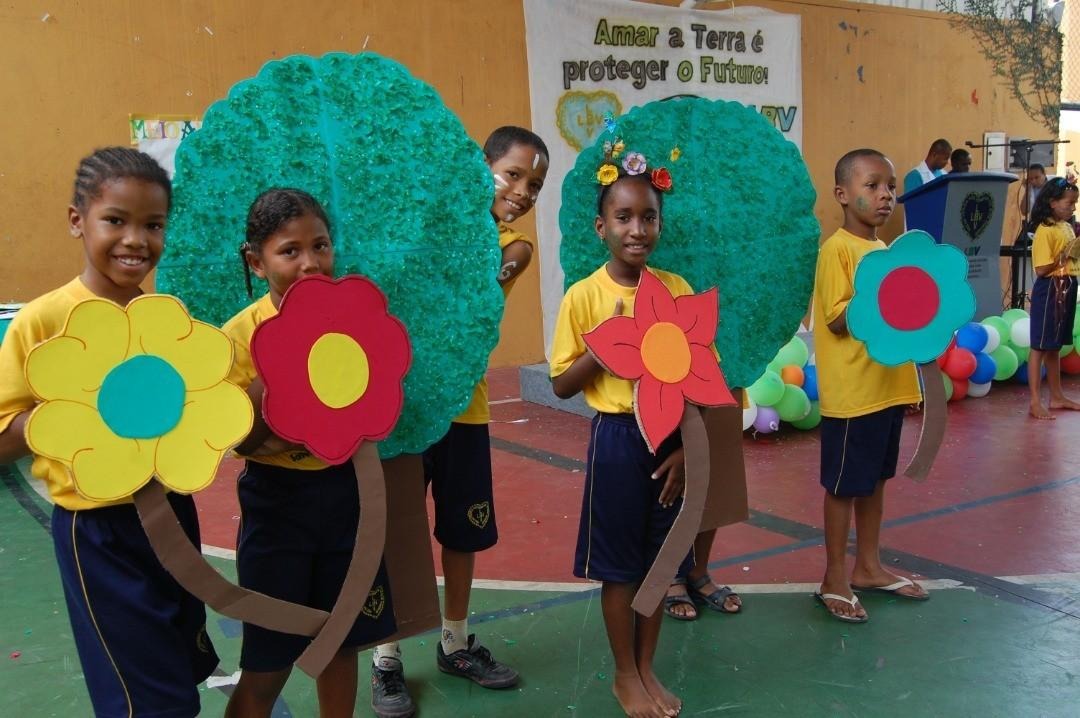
[
  {"x1": 812, "y1": 149, "x2": 927, "y2": 624},
  {"x1": 371, "y1": 127, "x2": 549, "y2": 717}
]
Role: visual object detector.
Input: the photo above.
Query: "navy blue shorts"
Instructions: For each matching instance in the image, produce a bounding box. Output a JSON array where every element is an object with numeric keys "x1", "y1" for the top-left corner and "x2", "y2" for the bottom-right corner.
[
  {"x1": 51, "y1": 493, "x2": 218, "y2": 718},
  {"x1": 423, "y1": 422, "x2": 498, "y2": 552},
  {"x1": 820, "y1": 406, "x2": 905, "y2": 497},
  {"x1": 236, "y1": 460, "x2": 397, "y2": 672},
  {"x1": 575, "y1": 412, "x2": 684, "y2": 583},
  {"x1": 1030, "y1": 275, "x2": 1078, "y2": 350}
]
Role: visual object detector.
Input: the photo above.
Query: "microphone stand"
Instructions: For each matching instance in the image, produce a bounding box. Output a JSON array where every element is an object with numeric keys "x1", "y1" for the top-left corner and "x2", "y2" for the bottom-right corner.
[{"x1": 965, "y1": 138, "x2": 1070, "y2": 309}]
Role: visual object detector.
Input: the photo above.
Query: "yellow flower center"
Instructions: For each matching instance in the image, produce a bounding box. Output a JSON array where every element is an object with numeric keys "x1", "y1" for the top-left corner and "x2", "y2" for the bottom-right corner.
[
  {"x1": 307, "y1": 332, "x2": 370, "y2": 409},
  {"x1": 640, "y1": 322, "x2": 691, "y2": 384}
]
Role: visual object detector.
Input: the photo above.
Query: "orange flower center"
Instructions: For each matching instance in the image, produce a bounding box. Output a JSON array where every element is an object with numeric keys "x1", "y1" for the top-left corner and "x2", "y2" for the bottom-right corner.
[{"x1": 640, "y1": 322, "x2": 691, "y2": 384}]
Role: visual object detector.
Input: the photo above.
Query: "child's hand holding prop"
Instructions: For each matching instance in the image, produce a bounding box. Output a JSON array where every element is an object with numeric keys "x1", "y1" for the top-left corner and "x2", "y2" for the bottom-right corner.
[
  {"x1": 847, "y1": 230, "x2": 976, "y2": 480},
  {"x1": 583, "y1": 271, "x2": 737, "y2": 615}
]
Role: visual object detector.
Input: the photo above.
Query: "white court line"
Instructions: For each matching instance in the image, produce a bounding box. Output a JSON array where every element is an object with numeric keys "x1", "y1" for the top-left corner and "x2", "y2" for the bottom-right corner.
[
  {"x1": 489, "y1": 397, "x2": 522, "y2": 405},
  {"x1": 999, "y1": 572, "x2": 1080, "y2": 585}
]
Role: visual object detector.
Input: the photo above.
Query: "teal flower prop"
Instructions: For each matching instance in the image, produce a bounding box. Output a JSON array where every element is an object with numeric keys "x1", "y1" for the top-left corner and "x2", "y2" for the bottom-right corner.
[
  {"x1": 560, "y1": 97, "x2": 819, "y2": 388},
  {"x1": 157, "y1": 53, "x2": 501, "y2": 458},
  {"x1": 848, "y1": 231, "x2": 975, "y2": 366}
]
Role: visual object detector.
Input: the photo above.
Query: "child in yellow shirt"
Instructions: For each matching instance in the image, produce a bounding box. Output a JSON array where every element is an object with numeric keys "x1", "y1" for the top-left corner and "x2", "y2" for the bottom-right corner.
[
  {"x1": 0, "y1": 148, "x2": 218, "y2": 715},
  {"x1": 1026, "y1": 176, "x2": 1080, "y2": 419},
  {"x1": 812, "y1": 149, "x2": 928, "y2": 623}
]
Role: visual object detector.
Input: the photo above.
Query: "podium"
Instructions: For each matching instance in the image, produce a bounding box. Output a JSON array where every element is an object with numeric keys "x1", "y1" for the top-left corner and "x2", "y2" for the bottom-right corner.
[{"x1": 899, "y1": 171, "x2": 1018, "y2": 319}]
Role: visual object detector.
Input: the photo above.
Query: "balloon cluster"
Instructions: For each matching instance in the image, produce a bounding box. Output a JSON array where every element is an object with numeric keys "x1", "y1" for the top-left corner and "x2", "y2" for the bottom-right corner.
[
  {"x1": 939, "y1": 307, "x2": 1080, "y2": 400},
  {"x1": 743, "y1": 336, "x2": 820, "y2": 434}
]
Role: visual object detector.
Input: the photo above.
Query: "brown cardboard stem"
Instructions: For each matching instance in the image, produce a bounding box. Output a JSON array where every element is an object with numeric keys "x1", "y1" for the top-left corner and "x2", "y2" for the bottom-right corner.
[
  {"x1": 904, "y1": 362, "x2": 946, "y2": 481},
  {"x1": 295, "y1": 441, "x2": 388, "y2": 677},
  {"x1": 631, "y1": 403, "x2": 710, "y2": 616},
  {"x1": 699, "y1": 390, "x2": 750, "y2": 531},
  {"x1": 134, "y1": 482, "x2": 329, "y2": 636}
]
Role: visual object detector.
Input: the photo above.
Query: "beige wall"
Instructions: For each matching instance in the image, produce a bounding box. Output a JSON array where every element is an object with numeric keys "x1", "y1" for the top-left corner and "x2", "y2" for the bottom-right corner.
[{"x1": 0, "y1": 0, "x2": 1047, "y2": 366}]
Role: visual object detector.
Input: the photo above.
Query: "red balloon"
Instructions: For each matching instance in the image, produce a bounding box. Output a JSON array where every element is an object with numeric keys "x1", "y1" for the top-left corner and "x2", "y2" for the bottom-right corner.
[
  {"x1": 944, "y1": 347, "x2": 977, "y2": 380},
  {"x1": 1062, "y1": 351, "x2": 1080, "y2": 375},
  {"x1": 950, "y1": 377, "x2": 968, "y2": 401},
  {"x1": 937, "y1": 337, "x2": 957, "y2": 369}
]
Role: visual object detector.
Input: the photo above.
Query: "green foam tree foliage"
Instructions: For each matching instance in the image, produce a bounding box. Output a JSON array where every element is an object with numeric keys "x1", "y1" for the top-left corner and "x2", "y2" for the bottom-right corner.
[
  {"x1": 157, "y1": 53, "x2": 502, "y2": 458},
  {"x1": 559, "y1": 97, "x2": 820, "y2": 389}
]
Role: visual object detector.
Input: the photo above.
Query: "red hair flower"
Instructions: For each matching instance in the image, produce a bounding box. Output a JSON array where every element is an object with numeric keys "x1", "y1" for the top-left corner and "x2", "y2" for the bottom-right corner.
[
  {"x1": 584, "y1": 271, "x2": 735, "y2": 452},
  {"x1": 251, "y1": 274, "x2": 411, "y2": 464},
  {"x1": 651, "y1": 167, "x2": 673, "y2": 192}
]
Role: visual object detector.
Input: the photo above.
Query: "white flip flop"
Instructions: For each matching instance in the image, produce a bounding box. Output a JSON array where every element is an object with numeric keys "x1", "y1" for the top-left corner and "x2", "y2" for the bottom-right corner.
[{"x1": 815, "y1": 590, "x2": 869, "y2": 623}]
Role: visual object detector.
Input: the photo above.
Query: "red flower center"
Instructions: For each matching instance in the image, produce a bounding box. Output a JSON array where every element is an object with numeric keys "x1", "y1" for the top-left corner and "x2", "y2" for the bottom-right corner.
[
  {"x1": 640, "y1": 322, "x2": 691, "y2": 383},
  {"x1": 878, "y1": 266, "x2": 940, "y2": 330}
]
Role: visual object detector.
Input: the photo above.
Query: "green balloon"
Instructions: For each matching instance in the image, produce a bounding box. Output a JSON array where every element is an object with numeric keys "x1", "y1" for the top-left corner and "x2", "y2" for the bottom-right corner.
[
  {"x1": 1002, "y1": 308, "x2": 1030, "y2": 326},
  {"x1": 981, "y1": 316, "x2": 1010, "y2": 341},
  {"x1": 1013, "y1": 344, "x2": 1030, "y2": 363},
  {"x1": 1062, "y1": 344, "x2": 1074, "y2": 357},
  {"x1": 748, "y1": 370, "x2": 785, "y2": 407},
  {"x1": 767, "y1": 357, "x2": 786, "y2": 375},
  {"x1": 775, "y1": 385, "x2": 811, "y2": 422},
  {"x1": 991, "y1": 345, "x2": 1019, "y2": 380},
  {"x1": 791, "y1": 401, "x2": 821, "y2": 430},
  {"x1": 942, "y1": 369, "x2": 954, "y2": 401},
  {"x1": 775, "y1": 337, "x2": 810, "y2": 369}
]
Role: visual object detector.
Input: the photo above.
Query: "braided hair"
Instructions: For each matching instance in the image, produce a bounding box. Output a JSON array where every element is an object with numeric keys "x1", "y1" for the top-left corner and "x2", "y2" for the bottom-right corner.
[
  {"x1": 240, "y1": 189, "x2": 332, "y2": 297},
  {"x1": 71, "y1": 147, "x2": 171, "y2": 212}
]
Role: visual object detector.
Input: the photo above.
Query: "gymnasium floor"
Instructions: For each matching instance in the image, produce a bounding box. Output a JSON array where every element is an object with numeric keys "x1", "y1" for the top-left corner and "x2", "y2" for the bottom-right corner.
[{"x1": 3, "y1": 368, "x2": 1080, "y2": 717}]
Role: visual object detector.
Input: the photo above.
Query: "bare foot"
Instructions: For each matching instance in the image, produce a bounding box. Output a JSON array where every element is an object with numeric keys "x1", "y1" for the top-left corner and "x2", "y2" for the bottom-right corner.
[
  {"x1": 1031, "y1": 403, "x2": 1056, "y2": 420},
  {"x1": 639, "y1": 668, "x2": 681, "y2": 717},
  {"x1": 1050, "y1": 397, "x2": 1080, "y2": 411},
  {"x1": 663, "y1": 584, "x2": 697, "y2": 620},
  {"x1": 850, "y1": 569, "x2": 928, "y2": 599},
  {"x1": 817, "y1": 579, "x2": 867, "y2": 621},
  {"x1": 613, "y1": 672, "x2": 665, "y2": 718}
]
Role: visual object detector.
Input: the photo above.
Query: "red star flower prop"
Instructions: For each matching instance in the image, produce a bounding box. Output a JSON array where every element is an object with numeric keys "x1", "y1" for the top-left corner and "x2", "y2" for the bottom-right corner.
[
  {"x1": 584, "y1": 270, "x2": 736, "y2": 452},
  {"x1": 251, "y1": 274, "x2": 411, "y2": 464}
]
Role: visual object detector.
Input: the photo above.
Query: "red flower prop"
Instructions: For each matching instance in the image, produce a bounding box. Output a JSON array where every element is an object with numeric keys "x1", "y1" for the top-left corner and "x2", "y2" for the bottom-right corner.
[
  {"x1": 650, "y1": 167, "x2": 673, "y2": 192},
  {"x1": 584, "y1": 271, "x2": 736, "y2": 452},
  {"x1": 251, "y1": 274, "x2": 411, "y2": 464}
]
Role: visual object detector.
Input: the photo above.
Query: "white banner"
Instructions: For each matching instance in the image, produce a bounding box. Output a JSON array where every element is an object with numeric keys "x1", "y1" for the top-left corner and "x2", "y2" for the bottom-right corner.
[{"x1": 523, "y1": 0, "x2": 802, "y2": 355}]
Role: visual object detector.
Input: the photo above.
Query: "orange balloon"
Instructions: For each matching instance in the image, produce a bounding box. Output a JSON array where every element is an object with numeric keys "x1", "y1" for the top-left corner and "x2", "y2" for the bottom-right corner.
[{"x1": 781, "y1": 365, "x2": 804, "y2": 386}]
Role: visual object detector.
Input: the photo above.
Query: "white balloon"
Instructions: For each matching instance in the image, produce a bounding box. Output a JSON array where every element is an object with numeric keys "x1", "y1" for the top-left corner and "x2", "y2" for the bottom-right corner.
[
  {"x1": 806, "y1": 352, "x2": 816, "y2": 366},
  {"x1": 1010, "y1": 318, "x2": 1031, "y2": 348},
  {"x1": 983, "y1": 325, "x2": 1001, "y2": 353},
  {"x1": 967, "y1": 380, "x2": 992, "y2": 398},
  {"x1": 742, "y1": 397, "x2": 758, "y2": 431}
]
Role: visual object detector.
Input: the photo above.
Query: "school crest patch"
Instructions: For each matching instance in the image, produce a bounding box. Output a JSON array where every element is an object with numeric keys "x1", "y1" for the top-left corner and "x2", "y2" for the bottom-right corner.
[
  {"x1": 467, "y1": 501, "x2": 491, "y2": 529},
  {"x1": 361, "y1": 585, "x2": 386, "y2": 620}
]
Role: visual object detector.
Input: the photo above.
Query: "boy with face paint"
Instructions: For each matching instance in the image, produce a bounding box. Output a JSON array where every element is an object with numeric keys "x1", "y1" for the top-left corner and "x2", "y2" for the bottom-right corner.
[
  {"x1": 812, "y1": 149, "x2": 927, "y2": 625},
  {"x1": 370, "y1": 127, "x2": 549, "y2": 718}
]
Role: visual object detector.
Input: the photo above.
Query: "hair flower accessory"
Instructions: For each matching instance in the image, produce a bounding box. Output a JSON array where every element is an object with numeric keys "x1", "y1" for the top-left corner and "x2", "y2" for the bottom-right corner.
[
  {"x1": 597, "y1": 163, "x2": 620, "y2": 186},
  {"x1": 623, "y1": 152, "x2": 647, "y2": 175},
  {"x1": 612, "y1": 140, "x2": 625, "y2": 158},
  {"x1": 651, "y1": 167, "x2": 673, "y2": 192}
]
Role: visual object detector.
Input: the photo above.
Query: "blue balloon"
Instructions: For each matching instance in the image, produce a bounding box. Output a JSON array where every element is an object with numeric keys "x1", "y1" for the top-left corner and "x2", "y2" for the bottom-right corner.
[
  {"x1": 969, "y1": 352, "x2": 997, "y2": 384},
  {"x1": 1014, "y1": 360, "x2": 1048, "y2": 384},
  {"x1": 956, "y1": 322, "x2": 989, "y2": 353},
  {"x1": 802, "y1": 365, "x2": 819, "y2": 401}
]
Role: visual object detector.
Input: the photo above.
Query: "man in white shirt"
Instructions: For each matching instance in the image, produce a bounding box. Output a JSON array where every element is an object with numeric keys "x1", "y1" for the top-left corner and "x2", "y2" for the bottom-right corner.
[{"x1": 903, "y1": 139, "x2": 952, "y2": 193}]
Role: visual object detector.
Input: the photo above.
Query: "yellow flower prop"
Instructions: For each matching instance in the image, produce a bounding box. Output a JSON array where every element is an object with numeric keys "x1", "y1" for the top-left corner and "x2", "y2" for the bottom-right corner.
[
  {"x1": 597, "y1": 163, "x2": 619, "y2": 186},
  {"x1": 24, "y1": 295, "x2": 253, "y2": 502}
]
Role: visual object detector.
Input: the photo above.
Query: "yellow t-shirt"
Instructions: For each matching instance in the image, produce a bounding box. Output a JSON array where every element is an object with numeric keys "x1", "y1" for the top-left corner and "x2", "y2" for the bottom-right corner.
[
  {"x1": 222, "y1": 294, "x2": 325, "y2": 470},
  {"x1": 455, "y1": 222, "x2": 535, "y2": 425},
  {"x1": 0, "y1": 277, "x2": 132, "y2": 510},
  {"x1": 549, "y1": 265, "x2": 695, "y2": 414},
  {"x1": 812, "y1": 228, "x2": 922, "y2": 418},
  {"x1": 1032, "y1": 221, "x2": 1077, "y2": 277}
]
